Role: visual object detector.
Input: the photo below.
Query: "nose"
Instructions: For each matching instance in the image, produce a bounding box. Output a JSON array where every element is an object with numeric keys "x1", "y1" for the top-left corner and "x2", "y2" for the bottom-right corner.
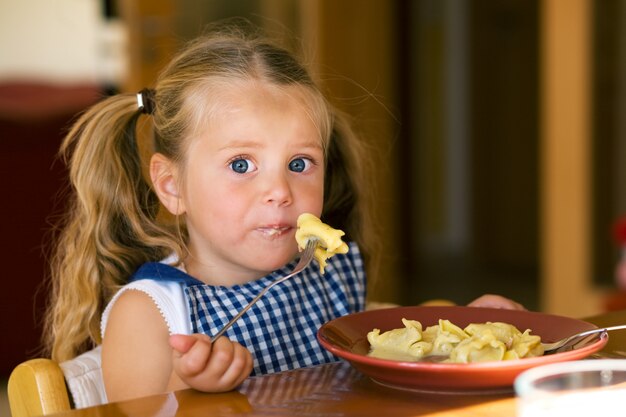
[{"x1": 262, "y1": 170, "x2": 293, "y2": 207}]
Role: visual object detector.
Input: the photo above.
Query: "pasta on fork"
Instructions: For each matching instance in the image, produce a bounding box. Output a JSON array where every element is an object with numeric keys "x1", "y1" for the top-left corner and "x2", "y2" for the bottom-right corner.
[{"x1": 295, "y1": 213, "x2": 349, "y2": 273}]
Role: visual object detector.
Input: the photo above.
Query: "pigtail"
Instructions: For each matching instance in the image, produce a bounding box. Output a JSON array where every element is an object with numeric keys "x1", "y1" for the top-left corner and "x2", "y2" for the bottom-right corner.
[{"x1": 44, "y1": 94, "x2": 180, "y2": 362}]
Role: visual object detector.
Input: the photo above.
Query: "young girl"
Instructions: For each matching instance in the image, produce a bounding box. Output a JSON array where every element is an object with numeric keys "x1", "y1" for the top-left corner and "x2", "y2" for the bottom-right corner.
[{"x1": 44, "y1": 23, "x2": 522, "y2": 404}]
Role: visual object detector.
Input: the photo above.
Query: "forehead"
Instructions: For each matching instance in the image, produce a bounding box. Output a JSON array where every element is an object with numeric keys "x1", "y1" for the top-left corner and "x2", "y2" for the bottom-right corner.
[
  {"x1": 185, "y1": 79, "x2": 329, "y2": 140},
  {"x1": 220, "y1": 81, "x2": 310, "y2": 115}
]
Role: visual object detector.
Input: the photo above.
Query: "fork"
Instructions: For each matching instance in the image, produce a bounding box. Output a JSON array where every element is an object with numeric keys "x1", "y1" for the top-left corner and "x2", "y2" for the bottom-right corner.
[
  {"x1": 542, "y1": 324, "x2": 626, "y2": 354},
  {"x1": 212, "y1": 238, "x2": 319, "y2": 340}
]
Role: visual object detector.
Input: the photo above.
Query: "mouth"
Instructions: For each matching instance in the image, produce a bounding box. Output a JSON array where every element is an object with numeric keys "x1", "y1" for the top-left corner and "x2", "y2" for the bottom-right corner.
[{"x1": 257, "y1": 225, "x2": 292, "y2": 238}]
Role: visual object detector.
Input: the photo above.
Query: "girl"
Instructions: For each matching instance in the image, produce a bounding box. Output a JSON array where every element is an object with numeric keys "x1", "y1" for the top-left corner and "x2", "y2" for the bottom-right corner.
[
  {"x1": 45, "y1": 23, "x2": 371, "y2": 402},
  {"x1": 44, "y1": 23, "x2": 521, "y2": 404}
]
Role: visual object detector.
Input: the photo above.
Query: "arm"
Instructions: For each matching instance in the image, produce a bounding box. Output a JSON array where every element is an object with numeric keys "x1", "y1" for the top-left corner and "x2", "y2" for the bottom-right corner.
[
  {"x1": 102, "y1": 290, "x2": 253, "y2": 402},
  {"x1": 102, "y1": 290, "x2": 175, "y2": 401}
]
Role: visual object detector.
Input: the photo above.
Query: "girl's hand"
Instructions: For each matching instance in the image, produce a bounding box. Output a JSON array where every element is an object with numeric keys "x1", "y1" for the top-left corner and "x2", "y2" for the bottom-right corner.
[
  {"x1": 169, "y1": 333, "x2": 253, "y2": 392},
  {"x1": 467, "y1": 294, "x2": 526, "y2": 310}
]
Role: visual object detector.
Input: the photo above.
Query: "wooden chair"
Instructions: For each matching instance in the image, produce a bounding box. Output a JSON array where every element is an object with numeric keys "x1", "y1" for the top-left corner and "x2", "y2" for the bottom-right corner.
[
  {"x1": 8, "y1": 358, "x2": 72, "y2": 417},
  {"x1": 8, "y1": 346, "x2": 106, "y2": 417}
]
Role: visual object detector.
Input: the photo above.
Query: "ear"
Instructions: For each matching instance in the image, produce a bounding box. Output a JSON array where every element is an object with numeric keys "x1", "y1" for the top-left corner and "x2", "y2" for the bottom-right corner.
[{"x1": 150, "y1": 153, "x2": 186, "y2": 215}]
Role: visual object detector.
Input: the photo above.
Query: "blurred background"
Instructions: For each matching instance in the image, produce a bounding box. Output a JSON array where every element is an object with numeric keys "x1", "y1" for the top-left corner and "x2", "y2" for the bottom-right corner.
[{"x1": 1, "y1": 0, "x2": 626, "y2": 394}]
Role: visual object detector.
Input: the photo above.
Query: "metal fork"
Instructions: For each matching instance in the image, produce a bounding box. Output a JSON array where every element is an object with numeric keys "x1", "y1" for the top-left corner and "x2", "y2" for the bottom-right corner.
[
  {"x1": 212, "y1": 238, "x2": 319, "y2": 340},
  {"x1": 542, "y1": 324, "x2": 626, "y2": 354}
]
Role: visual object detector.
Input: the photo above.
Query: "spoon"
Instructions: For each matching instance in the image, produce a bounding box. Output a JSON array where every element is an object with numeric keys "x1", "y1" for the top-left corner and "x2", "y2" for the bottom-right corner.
[{"x1": 542, "y1": 324, "x2": 626, "y2": 354}]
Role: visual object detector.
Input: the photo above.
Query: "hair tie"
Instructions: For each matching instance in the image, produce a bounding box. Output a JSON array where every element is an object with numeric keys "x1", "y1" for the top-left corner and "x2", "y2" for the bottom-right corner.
[{"x1": 137, "y1": 88, "x2": 156, "y2": 115}]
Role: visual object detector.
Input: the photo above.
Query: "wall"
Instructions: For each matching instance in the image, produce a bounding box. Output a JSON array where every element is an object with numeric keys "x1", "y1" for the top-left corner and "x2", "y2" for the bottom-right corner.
[
  {"x1": 0, "y1": 0, "x2": 108, "y2": 376},
  {"x1": 0, "y1": 0, "x2": 126, "y2": 85}
]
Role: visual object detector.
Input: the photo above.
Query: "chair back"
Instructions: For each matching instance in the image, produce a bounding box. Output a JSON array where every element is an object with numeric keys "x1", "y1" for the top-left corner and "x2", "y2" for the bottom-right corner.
[
  {"x1": 8, "y1": 358, "x2": 71, "y2": 417},
  {"x1": 8, "y1": 346, "x2": 107, "y2": 417}
]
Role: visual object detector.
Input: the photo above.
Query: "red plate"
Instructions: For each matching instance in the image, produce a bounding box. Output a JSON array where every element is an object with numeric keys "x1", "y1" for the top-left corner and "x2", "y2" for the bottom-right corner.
[{"x1": 317, "y1": 306, "x2": 607, "y2": 393}]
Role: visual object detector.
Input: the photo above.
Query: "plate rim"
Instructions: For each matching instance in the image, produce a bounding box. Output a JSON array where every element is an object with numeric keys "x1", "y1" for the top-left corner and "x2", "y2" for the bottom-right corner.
[{"x1": 317, "y1": 306, "x2": 608, "y2": 374}]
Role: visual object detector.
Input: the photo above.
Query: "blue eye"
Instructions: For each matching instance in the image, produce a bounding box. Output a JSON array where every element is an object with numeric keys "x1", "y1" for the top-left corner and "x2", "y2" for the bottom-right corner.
[
  {"x1": 230, "y1": 158, "x2": 250, "y2": 173},
  {"x1": 289, "y1": 158, "x2": 309, "y2": 173}
]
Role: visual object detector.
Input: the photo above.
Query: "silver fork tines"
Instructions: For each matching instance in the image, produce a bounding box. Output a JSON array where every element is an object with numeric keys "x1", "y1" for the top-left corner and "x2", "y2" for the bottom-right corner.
[{"x1": 212, "y1": 238, "x2": 319, "y2": 340}]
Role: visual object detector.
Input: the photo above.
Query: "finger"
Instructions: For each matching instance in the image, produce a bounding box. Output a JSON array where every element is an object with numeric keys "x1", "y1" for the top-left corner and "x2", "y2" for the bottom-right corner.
[
  {"x1": 182, "y1": 338, "x2": 238, "y2": 391},
  {"x1": 237, "y1": 346, "x2": 254, "y2": 385},
  {"x1": 170, "y1": 333, "x2": 213, "y2": 353},
  {"x1": 203, "y1": 337, "x2": 237, "y2": 378},
  {"x1": 175, "y1": 335, "x2": 213, "y2": 376},
  {"x1": 234, "y1": 353, "x2": 252, "y2": 385},
  {"x1": 214, "y1": 343, "x2": 253, "y2": 387},
  {"x1": 169, "y1": 334, "x2": 198, "y2": 354}
]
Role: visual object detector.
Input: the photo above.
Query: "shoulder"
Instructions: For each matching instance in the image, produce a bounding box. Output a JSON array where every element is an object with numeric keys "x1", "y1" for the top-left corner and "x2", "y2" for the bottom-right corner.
[
  {"x1": 103, "y1": 290, "x2": 165, "y2": 330},
  {"x1": 101, "y1": 279, "x2": 190, "y2": 338}
]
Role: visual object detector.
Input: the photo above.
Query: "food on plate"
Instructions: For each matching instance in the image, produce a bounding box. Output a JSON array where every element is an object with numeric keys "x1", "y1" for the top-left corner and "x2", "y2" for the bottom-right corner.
[
  {"x1": 367, "y1": 318, "x2": 544, "y2": 363},
  {"x1": 295, "y1": 213, "x2": 349, "y2": 273}
]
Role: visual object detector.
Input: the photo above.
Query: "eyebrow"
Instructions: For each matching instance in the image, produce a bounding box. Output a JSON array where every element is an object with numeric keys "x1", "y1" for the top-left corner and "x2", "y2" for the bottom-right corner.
[
  {"x1": 217, "y1": 139, "x2": 323, "y2": 152},
  {"x1": 216, "y1": 140, "x2": 263, "y2": 151}
]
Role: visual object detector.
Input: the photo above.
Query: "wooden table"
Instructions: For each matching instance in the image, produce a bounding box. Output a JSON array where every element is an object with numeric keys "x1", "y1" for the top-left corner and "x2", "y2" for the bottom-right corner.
[{"x1": 52, "y1": 310, "x2": 626, "y2": 417}]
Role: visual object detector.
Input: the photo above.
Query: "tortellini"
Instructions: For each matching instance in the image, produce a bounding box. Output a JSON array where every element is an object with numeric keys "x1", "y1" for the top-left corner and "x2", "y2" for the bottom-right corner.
[
  {"x1": 367, "y1": 318, "x2": 544, "y2": 363},
  {"x1": 295, "y1": 213, "x2": 349, "y2": 273}
]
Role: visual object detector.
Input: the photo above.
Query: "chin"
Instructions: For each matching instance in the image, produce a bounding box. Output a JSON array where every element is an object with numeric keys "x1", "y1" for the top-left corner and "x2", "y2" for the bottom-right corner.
[{"x1": 256, "y1": 253, "x2": 297, "y2": 273}]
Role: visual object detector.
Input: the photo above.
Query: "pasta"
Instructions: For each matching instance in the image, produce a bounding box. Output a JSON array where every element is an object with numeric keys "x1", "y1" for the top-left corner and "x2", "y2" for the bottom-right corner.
[
  {"x1": 295, "y1": 213, "x2": 349, "y2": 273},
  {"x1": 367, "y1": 318, "x2": 544, "y2": 363}
]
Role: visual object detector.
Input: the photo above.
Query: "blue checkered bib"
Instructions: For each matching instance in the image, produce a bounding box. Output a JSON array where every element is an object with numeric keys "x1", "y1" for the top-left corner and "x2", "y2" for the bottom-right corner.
[{"x1": 130, "y1": 242, "x2": 365, "y2": 375}]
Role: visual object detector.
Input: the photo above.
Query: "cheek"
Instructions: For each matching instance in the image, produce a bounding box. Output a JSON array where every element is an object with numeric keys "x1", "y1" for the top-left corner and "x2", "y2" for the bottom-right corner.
[
  {"x1": 209, "y1": 182, "x2": 254, "y2": 218},
  {"x1": 298, "y1": 182, "x2": 325, "y2": 214},
  {"x1": 217, "y1": 198, "x2": 247, "y2": 219}
]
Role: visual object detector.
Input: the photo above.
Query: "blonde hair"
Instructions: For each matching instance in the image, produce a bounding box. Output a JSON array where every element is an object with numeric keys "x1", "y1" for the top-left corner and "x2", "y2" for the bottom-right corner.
[{"x1": 44, "y1": 23, "x2": 374, "y2": 362}]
